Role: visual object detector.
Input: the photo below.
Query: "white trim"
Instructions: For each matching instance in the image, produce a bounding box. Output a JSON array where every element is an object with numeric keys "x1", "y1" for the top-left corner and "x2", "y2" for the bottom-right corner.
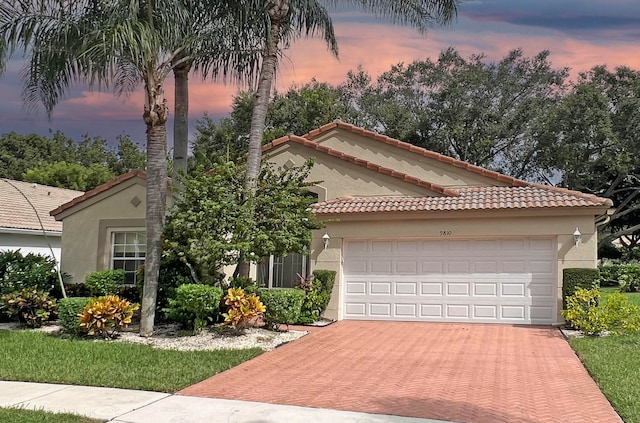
[{"x1": 0, "y1": 227, "x2": 61, "y2": 237}]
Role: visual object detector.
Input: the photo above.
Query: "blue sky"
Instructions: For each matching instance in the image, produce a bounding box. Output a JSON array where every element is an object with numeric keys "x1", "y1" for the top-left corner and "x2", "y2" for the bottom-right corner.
[{"x1": 1, "y1": 0, "x2": 638, "y2": 147}]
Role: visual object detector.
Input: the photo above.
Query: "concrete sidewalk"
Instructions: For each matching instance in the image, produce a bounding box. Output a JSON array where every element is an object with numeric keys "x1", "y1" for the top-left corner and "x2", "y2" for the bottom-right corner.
[{"x1": 0, "y1": 381, "x2": 457, "y2": 423}]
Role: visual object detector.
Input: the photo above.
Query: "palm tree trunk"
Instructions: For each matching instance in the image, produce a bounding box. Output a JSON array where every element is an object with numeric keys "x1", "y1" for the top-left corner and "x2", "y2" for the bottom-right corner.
[
  {"x1": 172, "y1": 60, "x2": 191, "y2": 181},
  {"x1": 140, "y1": 74, "x2": 169, "y2": 336},
  {"x1": 238, "y1": 0, "x2": 288, "y2": 278}
]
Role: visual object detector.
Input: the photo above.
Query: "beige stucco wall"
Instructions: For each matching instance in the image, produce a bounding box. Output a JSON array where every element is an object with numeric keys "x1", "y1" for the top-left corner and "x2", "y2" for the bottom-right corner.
[
  {"x1": 265, "y1": 143, "x2": 440, "y2": 200},
  {"x1": 310, "y1": 129, "x2": 510, "y2": 188},
  {"x1": 58, "y1": 179, "x2": 148, "y2": 283},
  {"x1": 310, "y1": 211, "x2": 600, "y2": 324}
]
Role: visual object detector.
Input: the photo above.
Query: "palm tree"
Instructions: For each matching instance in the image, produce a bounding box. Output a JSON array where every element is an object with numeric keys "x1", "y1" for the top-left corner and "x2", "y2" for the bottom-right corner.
[
  {"x1": 0, "y1": 0, "x2": 263, "y2": 335},
  {"x1": 236, "y1": 0, "x2": 458, "y2": 276}
]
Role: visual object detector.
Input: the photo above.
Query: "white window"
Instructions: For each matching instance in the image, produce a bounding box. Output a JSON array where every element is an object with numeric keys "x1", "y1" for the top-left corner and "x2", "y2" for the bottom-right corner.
[
  {"x1": 111, "y1": 231, "x2": 146, "y2": 285},
  {"x1": 257, "y1": 253, "x2": 308, "y2": 289}
]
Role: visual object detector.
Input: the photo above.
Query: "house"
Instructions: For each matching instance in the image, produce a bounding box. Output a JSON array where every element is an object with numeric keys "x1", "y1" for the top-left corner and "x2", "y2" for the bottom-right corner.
[
  {"x1": 0, "y1": 178, "x2": 82, "y2": 265},
  {"x1": 51, "y1": 121, "x2": 613, "y2": 325}
]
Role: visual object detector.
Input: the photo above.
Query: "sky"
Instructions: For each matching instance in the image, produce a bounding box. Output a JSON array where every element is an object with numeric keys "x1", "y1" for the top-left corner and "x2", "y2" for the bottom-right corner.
[{"x1": 1, "y1": 0, "x2": 639, "y2": 148}]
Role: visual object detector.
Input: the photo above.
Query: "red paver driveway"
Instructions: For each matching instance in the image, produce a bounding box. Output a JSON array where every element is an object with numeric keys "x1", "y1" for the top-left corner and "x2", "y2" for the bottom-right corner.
[{"x1": 179, "y1": 321, "x2": 621, "y2": 423}]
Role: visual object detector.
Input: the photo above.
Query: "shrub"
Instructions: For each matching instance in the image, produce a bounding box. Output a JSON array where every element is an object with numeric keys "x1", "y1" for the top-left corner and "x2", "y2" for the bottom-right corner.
[
  {"x1": 258, "y1": 288, "x2": 305, "y2": 330},
  {"x1": 313, "y1": 269, "x2": 336, "y2": 293},
  {"x1": 58, "y1": 297, "x2": 91, "y2": 334},
  {"x1": 1, "y1": 288, "x2": 57, "y2": 328},
  {"x1": 63, "y1": 283, "x2": 92, "y2": 297},
  {"x1": 618, "y1": 264, "x2": 640, "y2": 292},
  {"x1": 84, "y1": 269, "x2": 124, "y2": 296},
  {"x1": 79, "y1": 295, "x2": 139, "y2": 339},
  {"x1": 0, "y1": 250, "x2": 58, "y2": 295},
  {"x1": 163, "y1": 284, "x2": 223, "y2": 332},
  {"x1": 562, "y1": 268, "x2": 600, "y2": 308},
  {"x1": 562, "y1": 287, "x2": 640, "y2": 335},
  {"x1": 137, "y1": 257, "x2": 194, "y2": 316},
  {"x1": 228, "y1": 277, "x2": 262, "y2": 295},
  {"x1": 296, "y1": 270, "x2": 336, "y2": 324},
  {"x1": 598, "y1": 263, "x2": 624, "y2": 287},
  {"x1": 222, "y1": 288, "x2": 265, "y2": 330},
  {"x1": 118, "y1": 285, "x2": 141, "y2": 303}
]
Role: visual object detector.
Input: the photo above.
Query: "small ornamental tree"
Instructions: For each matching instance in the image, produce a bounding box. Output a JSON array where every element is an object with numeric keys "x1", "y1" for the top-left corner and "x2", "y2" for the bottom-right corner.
[{"x1": 163, "y1": 160, "x2": 323, "y2": 282}]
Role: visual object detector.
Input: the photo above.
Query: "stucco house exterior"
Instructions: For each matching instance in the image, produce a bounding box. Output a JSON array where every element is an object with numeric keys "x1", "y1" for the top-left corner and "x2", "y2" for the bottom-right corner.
[
  {"x1": 51, "y1": 121, "x2": 613, "y2": 325},
  {"x1": 0, "y1": 178, "x2": 82, "y2": 265}
]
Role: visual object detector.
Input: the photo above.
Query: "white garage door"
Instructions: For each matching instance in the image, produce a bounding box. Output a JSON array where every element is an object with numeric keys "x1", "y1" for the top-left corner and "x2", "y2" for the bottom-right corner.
[{"x1": 343, "y1": 238, "x2": 557, "y2": 324}]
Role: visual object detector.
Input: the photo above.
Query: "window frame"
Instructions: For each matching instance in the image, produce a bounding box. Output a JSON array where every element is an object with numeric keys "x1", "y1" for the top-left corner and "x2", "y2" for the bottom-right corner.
[{"x1": 108, "y1": 228, "x2": 146, "y2": 286}]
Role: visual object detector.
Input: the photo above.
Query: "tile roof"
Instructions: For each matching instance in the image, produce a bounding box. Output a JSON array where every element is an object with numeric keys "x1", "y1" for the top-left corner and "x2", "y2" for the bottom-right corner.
[
  {"x1": 302, "y1": 121, "x2": 531, "y2": 187},
  {"x1": 263, "y1": 135, "x2": 458, "y2": 196},
  {"x1": 311, "y1": 186, "x2": 612, "y2": 215},
  {"x1": 50, "y1": 170, "x2": 146, "y2": 218},
  {"x1": 0, "y1": 179, "x2": 83, "y2": 232}
]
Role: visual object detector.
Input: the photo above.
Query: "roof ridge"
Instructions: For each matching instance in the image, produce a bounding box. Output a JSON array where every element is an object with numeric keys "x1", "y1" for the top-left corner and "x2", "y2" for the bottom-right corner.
[
  {"x1": 50, "y1": 169, "x2": 147, "y2": 217},
  {"x1": 263, "y1": 135, "x2": 458, "y2": 197},
  {"x1": 302, "y1": 120, "x2": 532, "y2": 188}
]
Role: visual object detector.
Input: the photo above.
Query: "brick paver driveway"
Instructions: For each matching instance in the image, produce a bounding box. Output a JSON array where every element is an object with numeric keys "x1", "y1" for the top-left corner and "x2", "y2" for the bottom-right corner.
[{"x1": 179, "y1": 321, "x2": 621, "y2": 423}]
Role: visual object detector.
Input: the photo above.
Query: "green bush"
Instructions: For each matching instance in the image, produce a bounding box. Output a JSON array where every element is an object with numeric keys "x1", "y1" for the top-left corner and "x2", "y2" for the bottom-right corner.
[
  {"x1": 312, "y1": 270, "x2": 336, "y2": 293},
  {"x1": 63, "y1": 283, "x2": 92, "y2": 297},
  {"x1": 562, "y1": 268, "x2": 600, "y2": 308},
  {"x1": 228, "y1": 276, "x2": 262, "y2": 295},
  {"x1": 0, "y1": 250, "x2": 58, "y2": 296},
  {"x1": 1, "y1": 288, "x2": 57, "y2": 328},
  {"x1": 295, "y1": 270, "x2": 336, "y2": 324},
  {"x1": 598, "y1": 263, "x2": 624, "y2": 286},
  {"x1": 618, "y1": 264, "x2": 640, "y2": 292},
  {"x1": 137, "y1": 257, "x2": 194, "y2": 316},
  {"x1": 58, "y1": 297, "x2": 91, "y2": 335},
  {"x1": 562, "y1": 287, "x2": 640, "y2": 335},
  {"x1": 84, "y1": 269, "x2": 124, "y2": 296},
  {"x1": 164, "y1": 284, "x2": 223, "y2": 332},
  {"x1": 258, "y1": 288, "x2": 305, "y2": 330}
]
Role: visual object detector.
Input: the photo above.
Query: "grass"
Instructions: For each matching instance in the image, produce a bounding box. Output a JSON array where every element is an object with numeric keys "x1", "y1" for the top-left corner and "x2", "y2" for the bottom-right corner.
[
  {"x1": 0, "y1": 330, "x2": 262, "y2": 392},
  {"x1": 601, "y1": 286, "x2": 640, "y2": 306},
  {"x1": 568, "y1": 287, "x2": 640, "y2": 423},
  {"x1": 570, "y1": 334, "x2": 640, "y2": 423},
  {"x1": 0, "y1": 407, "x2": 103, "y2": 423}
]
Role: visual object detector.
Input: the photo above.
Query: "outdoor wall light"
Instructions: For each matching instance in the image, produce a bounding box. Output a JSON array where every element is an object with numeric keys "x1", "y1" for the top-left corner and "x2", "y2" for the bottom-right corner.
[
  {"x1": 322, "y1": 232, "x2": 331, "y2": 250},
  {"x1": 573, "y1": 227, "x2": 582, "y2": 246}
]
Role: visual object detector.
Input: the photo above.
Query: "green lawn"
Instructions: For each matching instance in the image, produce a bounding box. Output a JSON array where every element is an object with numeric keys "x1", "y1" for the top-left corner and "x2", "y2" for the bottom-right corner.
[
  {"x1": 569, "y1": 288, "x2": 640, "y2": 423},
  {"x1": 0, "y1": 330, "x2": 262, "y2": 392},
  {"x1": 601, "y1": 286, "x2": 640, "y2": 306},
  {"x1": 0, "y1": 407, "x2": 103, "y2": 423}
]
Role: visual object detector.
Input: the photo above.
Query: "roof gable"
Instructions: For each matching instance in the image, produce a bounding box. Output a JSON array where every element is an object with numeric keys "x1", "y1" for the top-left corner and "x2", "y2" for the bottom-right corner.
[{"x1": 51, "y1": 170, "x2": 147, "y2": 219}]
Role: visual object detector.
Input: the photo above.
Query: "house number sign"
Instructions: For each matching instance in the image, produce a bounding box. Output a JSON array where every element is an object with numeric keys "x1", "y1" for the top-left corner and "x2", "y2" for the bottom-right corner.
[{"x1": 440, "y1": 230, "x2": 453, "y2": 236}]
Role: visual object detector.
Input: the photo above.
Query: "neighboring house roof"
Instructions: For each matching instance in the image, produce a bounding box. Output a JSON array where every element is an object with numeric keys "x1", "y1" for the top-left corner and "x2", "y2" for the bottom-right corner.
[
  {"x1": 50, "y1": 170, "x2": 146, "y2": 218},
  {"x1": 0, "y1": 179, "x2": 83, "y2": 233},
  {"x1": 311, "y1": 186, "x2": 612, "y2": 215},
  {"x1": 265, "y1": 120, "x2": 613, "y2": 214}
]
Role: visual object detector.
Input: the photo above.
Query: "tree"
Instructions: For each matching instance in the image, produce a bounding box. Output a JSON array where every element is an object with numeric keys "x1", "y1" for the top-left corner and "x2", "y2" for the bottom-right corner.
[
  {"x1": 0, "y1": 132, "x2": 75, "y2": 180},
  {"x1": 238, "y1": 0, "x2": 458, "y2": 277},
  {"x1": 23, "y1": 161, "x2": 114, "y2": 191},
  {"x1": 0, "y1": 0, "x2": 217, "y2": 335},
  {"x1": 340, "y1": 48, "x2": 568, "y2": 178},
  {"x1": 536, "y1": 65, "x2": 640, "y2": 249},
  {"x1": 164, "y1": 160, "x2": 322, "y2": 283}
]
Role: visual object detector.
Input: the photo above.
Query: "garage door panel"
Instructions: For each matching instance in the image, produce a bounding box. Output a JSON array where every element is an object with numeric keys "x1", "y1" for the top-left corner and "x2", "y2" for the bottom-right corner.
[
  {"x1": 345, "y1": 281, "x2": 367, "y2": 294},
  {"x1": 446, "y1": 304, "x2": 471, "y2": 318},
  {"x1": 370, "y1": 282, "x2": 391, "y2": 295},
  {"x1": 501, "y1": 305, "x2": 526, "y2": 319},
  {"x1": 395, "y1": 282, "x2": 418, "y2": 295},
  {"x1": 420, "y1": 304, "x2": 444, "y2": 318},
  {"x1": 396, "y1": 261, "x2": 418, "y2": 274},
  {"x1": 422, "y1": 261, "x2": 444, "y2": 273},
  {"x1": 474, "y1": 283, "x2": 498, "y2": 296},
  {"x1": 421, "y1": 282, "x2": 443, "y2": 295},
  {"x1": 343, "y1": 238, "x2": 557, "y2": 324},
  {"x1": 473, "y1": 305, "x2": 498, "y2": 318},
  {"x1": 370, "y1": 260, "x2": 392, "y2": 273},
  {"x1": 370, "y1": 303, "x2": 392, "y2": 317}
]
